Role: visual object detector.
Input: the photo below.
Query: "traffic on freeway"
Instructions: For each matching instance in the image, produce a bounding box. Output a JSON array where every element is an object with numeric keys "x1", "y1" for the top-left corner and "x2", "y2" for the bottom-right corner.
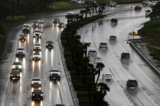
[{"x1": 0, "y1": 2, "x2": 159, "y2": 106}]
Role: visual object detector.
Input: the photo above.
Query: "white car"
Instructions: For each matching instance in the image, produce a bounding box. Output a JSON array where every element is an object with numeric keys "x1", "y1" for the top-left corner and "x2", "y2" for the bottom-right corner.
[
  {"x1": 22, "y1": 24, "x2": 31, "y2": 33},
  {"x1": 33, "y1": 29, "x2": 42, "y2": 39},
  {"x1": 12, "y1": 62, "x2": 22, "y2": 71},
  {"x1": 109, "y1": 2, "x2": 117, "y2": 7},
  {"x1": 49, "y1": 68, "x2": 61, "y2": 80},
  {"x1": 32, "y1": 52, "x2": 41, "y2": 61},
  {"x1": 88, "y1": 49, "x2": 97, "y2": 56},
  {"x1": 38, "y1": 18, "x2": 44, "y2": 24},
  {"x1": 33, "y1": 43, "x2": 41, "y2": 51},
  {"x1": 67, "y1": 12, "x2": 74, "y2": 15},
  {"x1": 16, "y1": 47, "x2": 25, "y2": 57},
  {"x1": 31, "y1": 77, "x2": 41, "y2": 87},
  {"x1": 99, "y1": 42, "x2": 108, "y2": 49},
  {"x1": 94, "y1": 57, "x2": 103, "y2": 63},
  {"x1": 102, "y1": 73, "x2": 112, "y2": 80},
  {"x1": 142, "y1": 0, "x2": 150, "y2": 5}
]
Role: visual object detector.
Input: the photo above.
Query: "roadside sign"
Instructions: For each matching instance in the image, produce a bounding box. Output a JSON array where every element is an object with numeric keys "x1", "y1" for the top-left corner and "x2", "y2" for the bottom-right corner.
[{"x1": 131, "y1": 31, "x2": 136, "y2": 35}]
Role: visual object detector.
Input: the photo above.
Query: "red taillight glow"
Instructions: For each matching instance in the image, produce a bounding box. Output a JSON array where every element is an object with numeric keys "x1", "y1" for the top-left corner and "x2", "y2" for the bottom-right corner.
[
  {"x1": 96, "y1": 53, "x2": 97, "y2": 55},
  {"x1": 95, "y1": 60, "x2": 97, "y2": 61},
  {"x1": 129, "y1": 55, "x2": 130, "y2": 57},
  {"x1": 128, "y1": 82, "x2": 131, "y2": 83},
  {"x1": 101, "y1": 60, "x2": 102, "y2": 61},
  {"x1": 89, "y1": 53, "x2": 90, "y2": 54},
  {"x1": 135, "y1": 82, "x2": 138, "y2": 83},
  {"x1": 103, "y1": 76, "x2": 106, "y2": 77},
  {"x1": 109, "y1": 76, "x2": 112, "y2": 77}
]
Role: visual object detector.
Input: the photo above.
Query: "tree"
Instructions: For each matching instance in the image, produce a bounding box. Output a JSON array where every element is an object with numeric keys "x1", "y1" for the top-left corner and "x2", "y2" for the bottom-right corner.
[
  {"x1": 86, "y1": 81, "x2": 95, "y2": 102},
  {"x1": 146, "y1": 2, "x2": 160, "y2": 20},
  {"x1": 82, "y1": 42, "x2": 91, "y2": 57},
  {"x1": 96, "y1": 82, "x2": 110, "y2": 106},
  {"x1": 96, "y1": 63, "x2": 105, "y2": 84}
]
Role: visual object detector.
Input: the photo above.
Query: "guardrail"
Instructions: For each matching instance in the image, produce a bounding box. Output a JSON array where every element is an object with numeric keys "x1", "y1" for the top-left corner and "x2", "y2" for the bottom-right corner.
[{"x1": 130, "y1": 41, "x2": 160, "y2": 75}]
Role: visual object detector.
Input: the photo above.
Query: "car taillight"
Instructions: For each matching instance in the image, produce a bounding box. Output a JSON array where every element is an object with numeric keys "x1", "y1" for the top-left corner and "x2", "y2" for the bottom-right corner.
[
  {"x1": 89, "y1": 53, "x2": 90, "y2": 54},
  {"x1": 122, "y1": 55, "x2": 123, "y2": 56},
  {"x1": 96, "y1": 53, "x2": 97, "y2": 55},
  {"x1": 95, "y1": 60, "x2": 97, "y2": 61},
  {"x1": 101, "y1": 59, "x2": 102, "y2": 61},
  {"x1": 103, "y1": 76, "x2": 106, "y2": 77},
  {"x1": 135, "y1": 82, "x2": 138, "y2": 83},
  {"x1": 109, "y1": 76, "x2": 112, "y2": 77},
  {"x1": 129, "y1": 55, "x2": 130, "y2": 57},
  {"x1": 128, "y1": 82, "x2": 131, "y2": 83}
]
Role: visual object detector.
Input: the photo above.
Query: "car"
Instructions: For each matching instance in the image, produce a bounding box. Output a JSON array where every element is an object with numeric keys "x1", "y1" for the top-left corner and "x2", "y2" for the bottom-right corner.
[
  {"x1": 31, "y1": 77, "x2": 41, "y2": 87},
  {"x1": 142, "y1": 0, "x2": 150, "y2": 6},
  {"x1": 22, "y1": 24, "x2": 31, "y2": 33},
  {"x1": 32, "y1": 21, "x2": 39, "y2": 28},
  {"x1": 126, "y1": 79, "x2": 138, "y2": 88},
  {"x1": 16, "y1": 47, "x2": 25, "y2": 57},
  {"x1": 10, "y1": 70, "x2": 20, "y2": 80},
  {"x1": 121, "y1": 52, "x2": 130, "y2": 59},
  {"x1": 109, "y1": 2, "x2": 117, "y2": 7},
  {"x1": 19, "y1": 33, "x2": 27, "y2": 42},
  {"x1": 32, "y1": 52, "x2": 41, "y2": 61},
  {"x1": 149, "y1": 1, "x2": 158, "y2": 7},
  {"x1": 38, "y1": 18, "x2": 44, "y2": 24},
  {"x1": 99, "y1": 42, "x2": 108, "y2": 49},
  {"x1": 55, "y1": 104, "x2": 65, "y2": 106},
  {"x1": 67, "y1": 12, "x2": 74, "y2": 15},
  {"x1": 12, "y1": 62, "x2": 22, "y2": 71},
  {"x1": 33, "y1": 29, "x2": 42, "y2": 39},
  {"x1": 53, "y1": 19, "x2": 60, "y2": 24},
  {"x1": 32, "y1": 90, "x2": 43, "y2": 100},
  {"x1": 135, "y1": 6, "x2": 142, "y2": 11},
  {"x1": 111, "y1": 18, "x2": 118, "y2": 23},
  {"x1": 109, "y1": 35, "x2": 117, "y2": 40},
  {"x1": 88, "y1": 49, "x2": 97, "y2": 56},
  {"x1": 46, "y1": 41, "x2": 54, "y2": 49},
  {"x1": 94, "y1": 57, "x2": 103, "y2": 63},
  {"x1": 57, "y1": 22, "x2": 65, "y2": 28},
  {"x1": 102, "y1": 73, "x2": 112, "y2": 80},
  {"x1": 33, "y1": 43, "x2": 41, "y2": 51},
  {"x1": 49, "y1": 68, "x2": 61, "y2": 80}
]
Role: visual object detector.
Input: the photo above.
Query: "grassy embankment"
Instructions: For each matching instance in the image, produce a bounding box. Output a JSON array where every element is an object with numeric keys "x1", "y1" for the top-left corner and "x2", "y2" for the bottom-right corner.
[
  {"x1": 0, "y1": 1, "x2": 86, "y2": 59},
  {"x1": 138, "y1": 18, "x2": 160, "y2": 66},
  {"x1": 96, "y1": 0, "x2": 144, "y2": 4}
]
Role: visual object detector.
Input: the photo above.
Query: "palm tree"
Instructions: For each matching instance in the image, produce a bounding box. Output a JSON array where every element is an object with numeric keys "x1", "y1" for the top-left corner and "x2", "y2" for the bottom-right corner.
[
  {"x1": 81, "y1": 57, "x2": 90, "y2": 86},
  {"x1": 97, "y1": 82, "x2": 110, "y2": 106},
  {"x1": 86, "y1": 81, "x2": 95, "y2": 102},
  {"x1": 96, "y1": 63, "x2": 105, "y2": 84},
  {"x1": 80, "y1": 10, "x2": 85, "y2": 18},
  {"x1": 82, "y1": 42, "x2": 91, "y2": 57},
  {"x1": 87, "y1": 63, "x2": 94, "y2": 76}
]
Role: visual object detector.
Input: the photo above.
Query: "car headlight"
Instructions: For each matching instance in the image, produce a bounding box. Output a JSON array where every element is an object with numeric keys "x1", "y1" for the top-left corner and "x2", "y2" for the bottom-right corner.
[
  {"x1": 50, "y1": 73, "x2": 52, "y2": 75},
  {"x1": 17, "y1": 74, "x2": 20, "y2": 77},
  {"x1": 32, "y1": 82, "x2": 34, "y2": 84},
  {"x1": 41, "y1": 94, "x2": 43, "y2": 96},
  {"x1": 19, "y1": 37, "x2": 21, "y2": 38},
  {"x1": 32, "y1": 94, "x2": 35, "y2": 96},
  {"x1": 58, "y1": 73, "x2": 60, "y2": 75},
  {"x1": 12, "y1": 66, "x2": 15, "y2": 68},
  {"x1": 39, "y1": 82, "x2": 41, "y2": 84},
  {"x1": 52, "y1": 44, "x2": 54, "y2": 45},
  {"x1": 19, "y1": 66, "x2": 22, "y2": 68},
  {"x1": 11, "y1": 74, "x2": 13, "y2": 77}
]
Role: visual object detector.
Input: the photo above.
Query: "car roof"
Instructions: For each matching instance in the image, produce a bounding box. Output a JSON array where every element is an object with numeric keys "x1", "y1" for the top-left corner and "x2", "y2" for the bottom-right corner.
[
  {"x1": 100, "y1": 42, "x2": 107, "y2": 44},
  {"x1": 51, "y1": 68, "x2": 60, "y2": 71},
  {"x1": 104, "y1": 73, "x2": 111, "y2": 75},
  {"x1": 95, "y1": 57, "x2": 101, "y2": 59},
  {"x1": 55, "y1": 104, "x2": 65, "y2": 106},
  {"x1": 110, "y1": 35, "x2": 116, "y2": 37},
  {"x1": 17, "y1": 47, "x2": 24, "y2": 49},
  {"x1": 46, "y1": 41, "x2": 53, "y2": 43},
  {"x1": 128, "y1": 79, "x2": 137, "y2": 81},
  {"x1": 122, "y1": 52, "x2": 130, "y2": 54},
  {"x1": 89, "y1": 49, "x2": 96, "y2": 51}
]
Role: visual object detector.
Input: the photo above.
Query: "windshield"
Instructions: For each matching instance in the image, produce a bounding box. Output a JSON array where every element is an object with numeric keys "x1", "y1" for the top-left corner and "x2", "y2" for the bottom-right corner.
[
  {"x1": 34, "y1": 31, "x2": 41, "y2": 33},
  {"x1": 13, "y1": 62, "x2": 21, "y2": 65},
  {"x1": 35, "y1": 44, "x2": 40, "y2": 46},
  {"x1": 51, "y1": 70, "x2": 59, "y2": 72},
  {"x1": 32, "y1": 79, "x2": 40, "y2": 81},
  {"x1": 101, "y1": 43, "x2": 107, "y2": 45}
]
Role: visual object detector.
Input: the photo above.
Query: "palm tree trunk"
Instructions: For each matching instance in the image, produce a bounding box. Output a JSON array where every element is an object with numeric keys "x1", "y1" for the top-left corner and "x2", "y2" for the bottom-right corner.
[{"x1": 96, "y1": 69, "x2": 100, "y2": 84}]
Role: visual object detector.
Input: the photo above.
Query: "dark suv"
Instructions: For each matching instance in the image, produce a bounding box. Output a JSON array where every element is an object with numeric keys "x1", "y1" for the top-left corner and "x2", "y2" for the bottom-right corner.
[
  {"x1": 53, "y1": 19, "x2": 60, "y2": 24},
  {"x1": 121, "y1": 53, "x2": 130, "y2": 59},
  {"x1": 111, "y1": 18, "x2": 118, "y2": 24},
  {"x1": 10, "y1": 70, "x2": 20, "y2": 80},
  {"x1": 46, "y1": 41, "x2": 54, "y2": 49},
  {"x1": 99, "y1": 42, "x2": 108, "y2": 49},
  {"x1": 135, "y1": 6, "x2": 142, "y2": 11},
  {"x1": 19, "y1": 34, "x2": 27, "y2": 42},
  {"x1": 126, "y1": 79, "x2": 138, "y2": 88},
  {"x1": 32, "y1": 90, "x2": 43, "y2": 100},
  {"x1": 109, "y1": 35, "x2": 117, "y2": 40}
]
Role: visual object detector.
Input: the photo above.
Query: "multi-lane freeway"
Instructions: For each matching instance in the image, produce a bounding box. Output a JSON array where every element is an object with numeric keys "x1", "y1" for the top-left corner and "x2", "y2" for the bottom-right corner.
[{"x1": 0, "y1": 3, "x2": 160, "y2": 106}]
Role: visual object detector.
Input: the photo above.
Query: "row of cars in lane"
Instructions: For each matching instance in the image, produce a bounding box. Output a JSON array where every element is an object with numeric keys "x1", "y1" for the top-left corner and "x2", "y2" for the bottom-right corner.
[{"x1": 88, "y1": 33, "x2": 139, "y2": 88}]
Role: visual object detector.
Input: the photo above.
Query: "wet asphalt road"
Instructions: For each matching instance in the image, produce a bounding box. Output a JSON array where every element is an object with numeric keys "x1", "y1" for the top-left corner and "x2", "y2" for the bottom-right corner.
[
  {"x1": 0, "y1": 3, "x2": 158, "y2": 106},
  {"x1": 78, "y1": 3, "x2": 160, "y2": 106}
]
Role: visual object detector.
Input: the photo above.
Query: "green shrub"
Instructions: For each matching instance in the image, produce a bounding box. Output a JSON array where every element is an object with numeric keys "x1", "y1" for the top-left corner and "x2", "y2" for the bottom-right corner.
[
  {"x1": 74, "y1": 83, "x2": 84, "y2": 90},
  {"x1": 49, "y1": 2, "x2": 72, "y2": 9},
  {"x1": 79, "y1": 103, "x2": 91, "y2": 106},
  {"x1": 79, "y1": 96, "x2": 90, "y2": 103},
  {"x1": 77, "y1": 91, "x2": 88, "y2": 97},
  {"x1": 66, "y1": 60, "x2": 74, "y2": 70},
  {"x1": 64, "y1": 51, "x2": 72, "y2": 57},
  {"x1": 0, "y1": 34, "x2": 5, "y2": 39}
]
